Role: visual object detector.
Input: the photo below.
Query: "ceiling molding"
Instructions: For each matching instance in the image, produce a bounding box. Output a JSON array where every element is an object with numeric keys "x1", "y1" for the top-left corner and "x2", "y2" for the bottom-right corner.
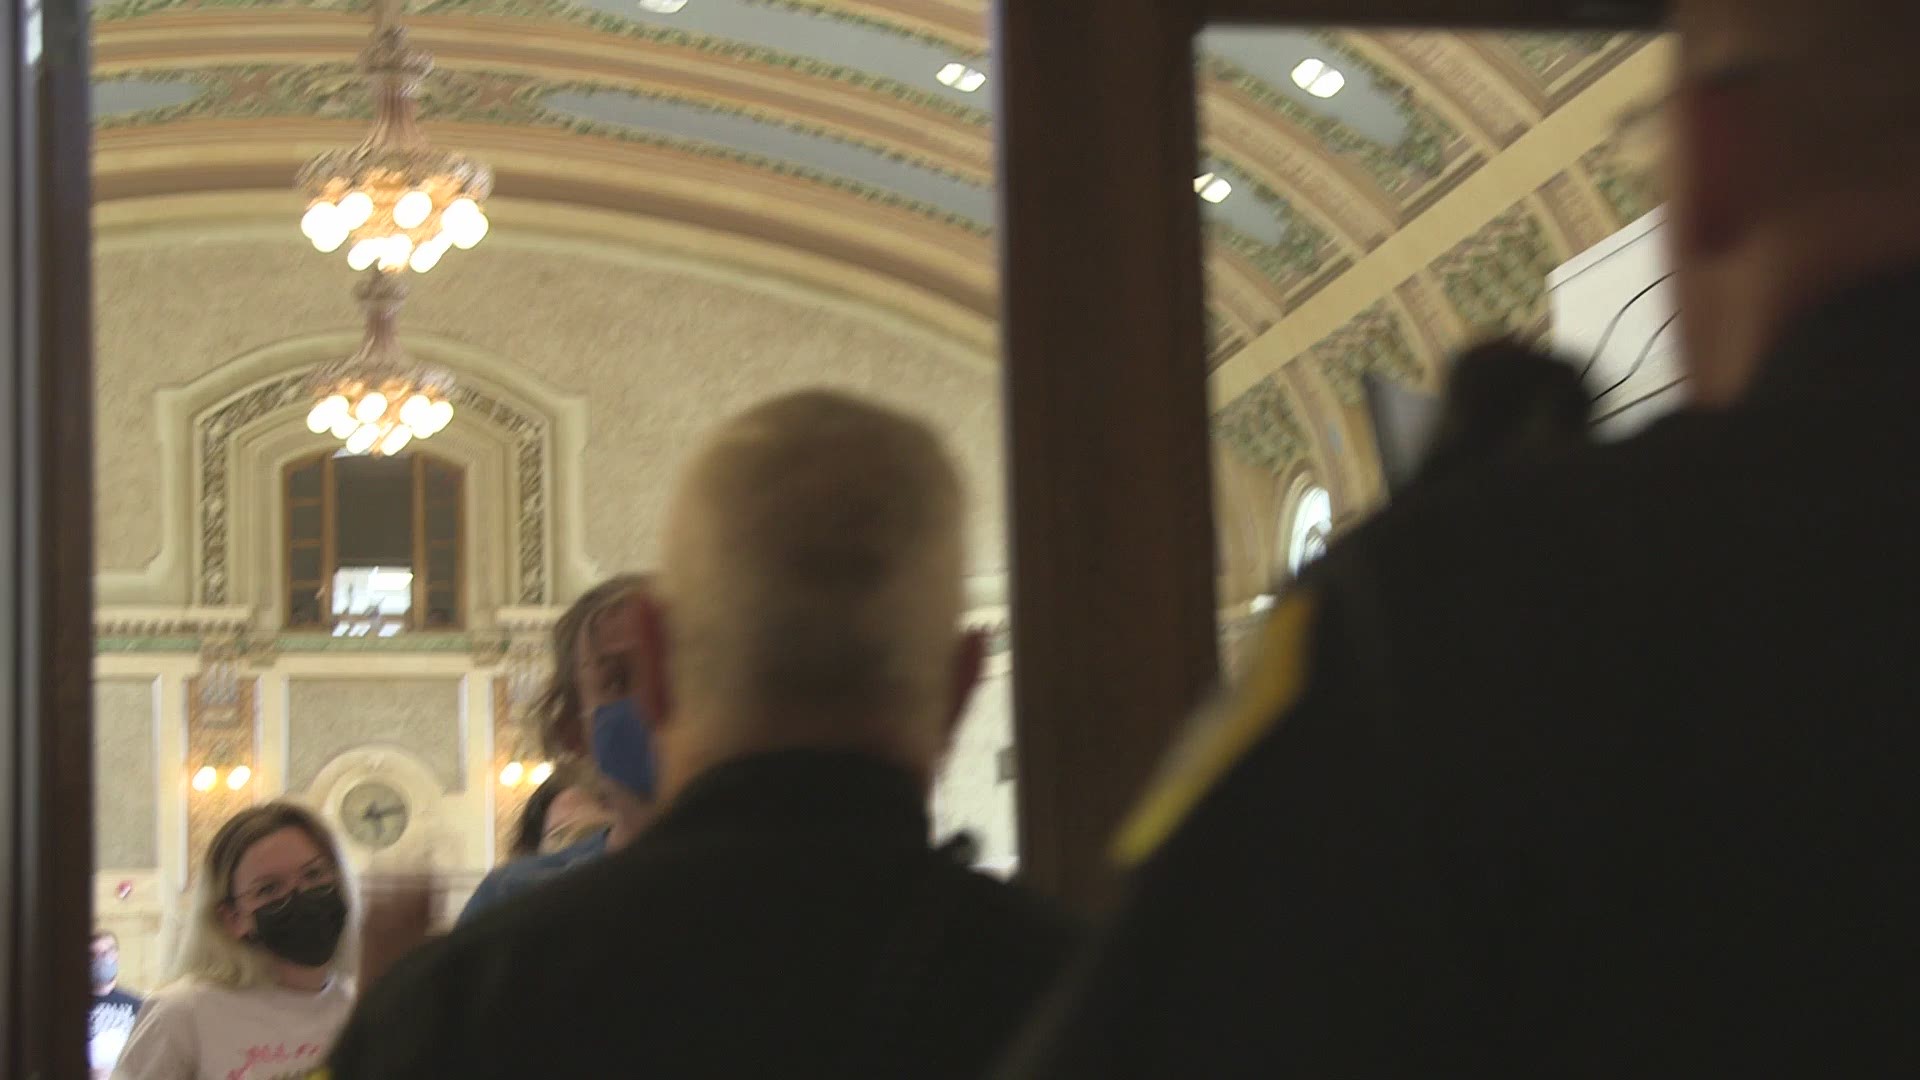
[
  {"x1": 92, "y1": 18, "x2": 996, "y2": 180},
  {"x1": 94, "y1": 191, "x2": 999, "y2": 362},
  {"x1": 1208, "y1": 37, "x2": 1671, "y2": 407}
]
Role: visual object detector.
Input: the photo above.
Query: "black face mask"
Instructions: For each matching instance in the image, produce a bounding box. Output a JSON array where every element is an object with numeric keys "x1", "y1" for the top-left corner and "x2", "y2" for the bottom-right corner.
[{"x1": 247, "y1": 883, "x2": 348, "y2": 969}]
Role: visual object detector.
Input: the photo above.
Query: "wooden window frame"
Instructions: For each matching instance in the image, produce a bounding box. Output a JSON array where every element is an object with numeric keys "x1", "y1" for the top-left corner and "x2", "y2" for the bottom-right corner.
[{"x1": 281, "y1": 451, "x2": 466, "y2": 632}]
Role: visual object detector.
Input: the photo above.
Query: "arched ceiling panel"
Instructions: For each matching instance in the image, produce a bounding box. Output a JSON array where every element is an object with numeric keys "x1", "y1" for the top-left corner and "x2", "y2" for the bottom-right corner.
[{"x1": 89, "y1": 0, "x2": 1661, "y2": 489}]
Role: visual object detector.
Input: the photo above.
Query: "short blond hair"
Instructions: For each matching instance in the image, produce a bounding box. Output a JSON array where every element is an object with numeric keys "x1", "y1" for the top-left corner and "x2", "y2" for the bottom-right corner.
[
  {"x1": 170, "y1": 801, "x2": 358, "y2": 990},
  {"x1": 661, "y1": 391, "x2": 965, "y2": 743}
]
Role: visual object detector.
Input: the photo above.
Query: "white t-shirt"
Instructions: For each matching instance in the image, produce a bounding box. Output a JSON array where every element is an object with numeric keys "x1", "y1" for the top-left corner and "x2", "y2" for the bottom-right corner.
[{"x1": 111, "y1": 977, "x2": 355, "y2": 1080}]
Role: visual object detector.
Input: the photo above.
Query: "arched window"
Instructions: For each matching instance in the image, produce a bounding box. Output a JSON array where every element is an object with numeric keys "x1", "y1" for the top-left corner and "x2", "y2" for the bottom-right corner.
[
  {"x1": 1286, "y1": 485, "x2": 1331, "y2": 577},
  {"x1": 284, "y1": 452, "x2": 465, "y2": 633}
]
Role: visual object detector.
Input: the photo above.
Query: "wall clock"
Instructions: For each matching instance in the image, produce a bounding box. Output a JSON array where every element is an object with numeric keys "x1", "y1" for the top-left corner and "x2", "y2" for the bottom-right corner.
[{"x1": 339, "y1": 780, "x2": 410, "y2": 851}]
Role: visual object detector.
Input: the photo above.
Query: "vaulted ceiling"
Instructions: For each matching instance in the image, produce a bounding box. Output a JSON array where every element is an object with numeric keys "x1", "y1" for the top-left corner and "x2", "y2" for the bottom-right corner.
[{"x1": 91, "y1": 1, "x2": 1666, "y2": 504}]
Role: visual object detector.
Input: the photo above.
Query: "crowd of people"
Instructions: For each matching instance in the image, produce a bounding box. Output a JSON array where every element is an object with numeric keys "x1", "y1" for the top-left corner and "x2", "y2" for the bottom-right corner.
[{"x1": 96, "y1": 0, "x2": 1920, "y2": 1075}]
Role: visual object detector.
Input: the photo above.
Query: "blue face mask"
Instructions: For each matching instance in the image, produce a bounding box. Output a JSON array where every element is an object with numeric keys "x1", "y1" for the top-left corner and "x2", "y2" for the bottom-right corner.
[{"x1": 590, "y1": 697, "x2": 657, "y2": 801}]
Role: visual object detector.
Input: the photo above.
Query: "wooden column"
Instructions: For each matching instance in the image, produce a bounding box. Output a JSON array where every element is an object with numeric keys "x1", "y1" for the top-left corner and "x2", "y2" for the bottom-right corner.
[
  {"x1": 995, "y1": 0, "x2": 1219, "y2": 912},
  {"x1": 3, "y1": 0, "x2": 96, "y2": 1075}
]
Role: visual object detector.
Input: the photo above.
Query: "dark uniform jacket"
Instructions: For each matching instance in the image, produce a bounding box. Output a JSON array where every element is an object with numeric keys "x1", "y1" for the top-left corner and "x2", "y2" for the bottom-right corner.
[
  {"x1": 1002, "y1": 264, "x2": 1920, "y2": 1078},
  {"x1": 330, "y1": 749, "x2": 1077, "y2": 1080}
]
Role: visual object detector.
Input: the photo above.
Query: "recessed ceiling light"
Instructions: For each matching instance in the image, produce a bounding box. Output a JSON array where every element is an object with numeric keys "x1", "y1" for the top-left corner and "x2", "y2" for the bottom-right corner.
[
  {"x1": 937, "y1": 62, "x2": 987, "y2": 93},
  {"x1": 1291, "y1": 57, "x2": 1346, "y2": 99},
  {"x1": 637, "y1": 0, "x2": 688, "y2": 12},
  {"x1": 1194, "y1": 173, "x2": 1232, "y2": 204}
]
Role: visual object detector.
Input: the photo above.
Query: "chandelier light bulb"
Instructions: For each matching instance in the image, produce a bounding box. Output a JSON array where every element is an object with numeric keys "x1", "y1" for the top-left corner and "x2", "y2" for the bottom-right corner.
[
  {"x1": 330, "y1": 412, "x2": 360, "y2": 440},
  {"x1": 380, "y1": 425, "x2": 414, "y2": 456},
  {"x1": 393, "y1": 190, "x2": 433, "y2": 229},
  {"x1": 408, "y1": 238, "x2": 448, "y2": 274},
  {"x1": 226, "y1": 765, "x2": 252, "y2": 791},
  {"x1": 355, "y1": 391, "x2": 389, "y2": 424},
  {"x1": 301, "y1": 202, "x2": 339, "y2": 240},
  {"x1": 306, "y1": 401, "x2": 335, "y2": 434},
  {"x1": 399, "y1": 393, "x2": 432, "y2": 428},
  {"x1": 338, "y1": 191, "x2": 375, "y2": 229},
  {"x1": 428, "y1": 399, "x2": 455, "y2": 434},
  {"x1": 528, "y1": 761, "x2": 556, "y2": 786},
  {"x1": 312, "y1": 227, "x2": 350, "y2": 254},
  {"x1": 377, "y1": 234, "x2": 414, "y2": 272},
  {"x1": 448, "y1": 211, "x2": 489, "y2": 251},
  {"x1": 499, "y1": 761, "x2": 525, "y2": 787},
  {"x1": 296, "y1": 8, "x2": 492, "y2": 274},
  {"x1": 345, "y1": 423, "x2": 383, "y2": 455},
  {"x1": 191, "y1": 766, "x2": 218, "y2": 793},
  {"x1": 347, "y1": 238, "x2": 382, "y2": 271}
]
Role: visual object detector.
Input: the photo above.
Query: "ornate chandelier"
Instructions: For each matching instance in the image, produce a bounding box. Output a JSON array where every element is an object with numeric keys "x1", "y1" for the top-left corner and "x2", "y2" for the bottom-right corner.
[
  {"x1": 306, "y1": 273, "x2": 455, "y2": 456},
  {"x1": 295, "y1": 0, "x2": 492, "y2": 273}
]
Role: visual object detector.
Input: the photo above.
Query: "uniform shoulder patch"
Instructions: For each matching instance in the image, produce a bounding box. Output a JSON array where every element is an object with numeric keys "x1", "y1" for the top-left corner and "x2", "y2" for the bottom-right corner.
[{"x1": 1111, "y1": 591, "x2": 1317, "y2": 867}]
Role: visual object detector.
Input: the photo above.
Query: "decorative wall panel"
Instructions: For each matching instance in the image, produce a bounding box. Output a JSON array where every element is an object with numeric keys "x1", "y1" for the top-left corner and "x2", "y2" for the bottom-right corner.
[
  {"x1": 95, "y1": 677, "x2": 160, "y2": 869},
  {"x1": 287, "y1": 678, "x2": 465, "y2": 795}
]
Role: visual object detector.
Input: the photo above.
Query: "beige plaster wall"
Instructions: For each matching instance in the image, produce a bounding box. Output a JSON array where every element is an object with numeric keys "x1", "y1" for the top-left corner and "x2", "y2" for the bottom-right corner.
[
  {"x1": 92, "y1": 238, "x2": 1005, "y2": 586},
  {"x1": 286, "y1": 677, "x2": 466, "y2": 794},
  {"x1": 94, "y1": 677, "x2": 160, "y2": 870}
]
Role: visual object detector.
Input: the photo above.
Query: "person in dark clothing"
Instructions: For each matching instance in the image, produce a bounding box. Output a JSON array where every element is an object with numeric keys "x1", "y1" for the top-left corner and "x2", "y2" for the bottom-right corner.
[
  {"x1": 330, "y1": 391, "x2": 1077, "y2": 1080},
  {"x1": 505, "y1": 760, "x2": 607, "y2": 861},
  {"x1": 88, "y1": 930, "x2": 142, "y2": 1080},
  {"x1": 999, "y1": 1, "x2": 1920, "y2": 1076},
  {"x1": 1407, "y1": 339, "x2": 1592, "y2": 492}
]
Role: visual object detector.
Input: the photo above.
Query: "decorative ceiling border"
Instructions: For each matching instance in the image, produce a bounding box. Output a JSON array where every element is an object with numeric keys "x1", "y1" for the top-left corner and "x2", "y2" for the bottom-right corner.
[
  {"x1": 1426, "y1": 201, "x2": 1559, "y2": 339},
  {"x1": 197, "y1": 367, "x2": 550, "y2": 608},
  {"x1": 1304, "y1": 301, "x2": 1422, "y2": 406},
  {"x1": 1200, "y1": 53, "x2": 1459, "y2": 202},
  {"x1": 739, "y1": 0, "x2": 980, "y2": 54},
  {"x1": 94, "y1": 0, "x2": 993, "y2": 124},
  {"x1": 92, "y1": 63, "x2": 993, "y2": 236},
  {"x1": 539, "y1": 79, "x2": 988, "y2": 185}
]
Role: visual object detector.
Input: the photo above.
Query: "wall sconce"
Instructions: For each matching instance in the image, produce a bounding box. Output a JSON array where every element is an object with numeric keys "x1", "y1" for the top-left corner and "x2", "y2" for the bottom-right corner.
[
  {"x1": 192, "y1": 764, "x2": 252, "y2": 793},
  {"x1": 497, "y1": 760, "x2": 555, "y2": 788}
]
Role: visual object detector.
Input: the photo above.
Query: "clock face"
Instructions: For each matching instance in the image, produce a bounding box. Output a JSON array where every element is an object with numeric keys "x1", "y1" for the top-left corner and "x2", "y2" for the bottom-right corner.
[{"x1": 339, "y1": 781, "x2": 410, "y2": 851}]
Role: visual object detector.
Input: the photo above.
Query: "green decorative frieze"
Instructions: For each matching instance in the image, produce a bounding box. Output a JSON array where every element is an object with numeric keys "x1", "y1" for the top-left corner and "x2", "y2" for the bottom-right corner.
[
  {"x1": 1428, "y1": 203, "x2": 1559, "y2": 338},
  {"x1": 1199, "y1": 48, "x2": 1463, "y2": 200},
  {"x1": 1306, "y1": 301, "x2": 1422, "y2": 406},
  {"x1": 1580, "y1": 137, "x2": 1663, "y2": 229},
  {"x1": 1213, "y1": 377, "x2": 1308, "y2": 474},
  {"x1": 1206, "y1": 174, "x2": 1336, "y2": 289}
]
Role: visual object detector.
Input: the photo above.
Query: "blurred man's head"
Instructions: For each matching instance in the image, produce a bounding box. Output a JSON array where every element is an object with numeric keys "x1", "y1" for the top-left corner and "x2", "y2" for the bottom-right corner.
[
  {"x1": 1416, "y1": 341, "x2": 1591, "y2": 488},
  {"x1": 635, "y1": 391, "x2": 984, "y2": 796},
  {"x1": 1668, "y1": 0, "x2": 1920, "y2": 403}
]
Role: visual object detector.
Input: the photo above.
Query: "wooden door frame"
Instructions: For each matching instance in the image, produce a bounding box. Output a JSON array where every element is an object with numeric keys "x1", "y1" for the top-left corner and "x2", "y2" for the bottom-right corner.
[
  {"x1": 994, "y1": 0, "x2": 1667, "y2": 911},
  {"x1": 5, "y1": 0, "x2": 96, "y2": 1075}
]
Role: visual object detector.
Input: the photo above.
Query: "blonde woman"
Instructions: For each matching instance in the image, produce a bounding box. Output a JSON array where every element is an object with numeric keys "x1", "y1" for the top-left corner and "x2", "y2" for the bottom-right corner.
[{"x1": 115, "y1": 802, "x2": 358, "y2": 1080}]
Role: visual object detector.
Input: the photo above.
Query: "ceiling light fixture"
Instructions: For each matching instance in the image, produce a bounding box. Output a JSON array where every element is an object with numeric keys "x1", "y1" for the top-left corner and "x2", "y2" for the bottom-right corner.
[
  {"x1": 296, "y1": 0, "x2": 492, "y2": 273},
  {"x1": 306, "y1": 273, "x2": 456, "y2": 456},
  {"x1": 936, "y1": 61, "x2": 988, "y2": 93},
  {"x1": 1194, "y1": 173, "x2": 1233, "y2": 204},
  {"x1": 1290, "y1": 57, "x2": 1346, "y2": 99},
  {"x1": 636, "y1": 0, "x2": 689, "y2": 11}
]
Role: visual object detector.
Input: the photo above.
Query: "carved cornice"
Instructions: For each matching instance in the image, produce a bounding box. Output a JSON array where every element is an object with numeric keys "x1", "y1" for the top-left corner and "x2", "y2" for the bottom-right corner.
[{"x1": 94, "y1": 606, "x2": 255, "y2": 640}]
